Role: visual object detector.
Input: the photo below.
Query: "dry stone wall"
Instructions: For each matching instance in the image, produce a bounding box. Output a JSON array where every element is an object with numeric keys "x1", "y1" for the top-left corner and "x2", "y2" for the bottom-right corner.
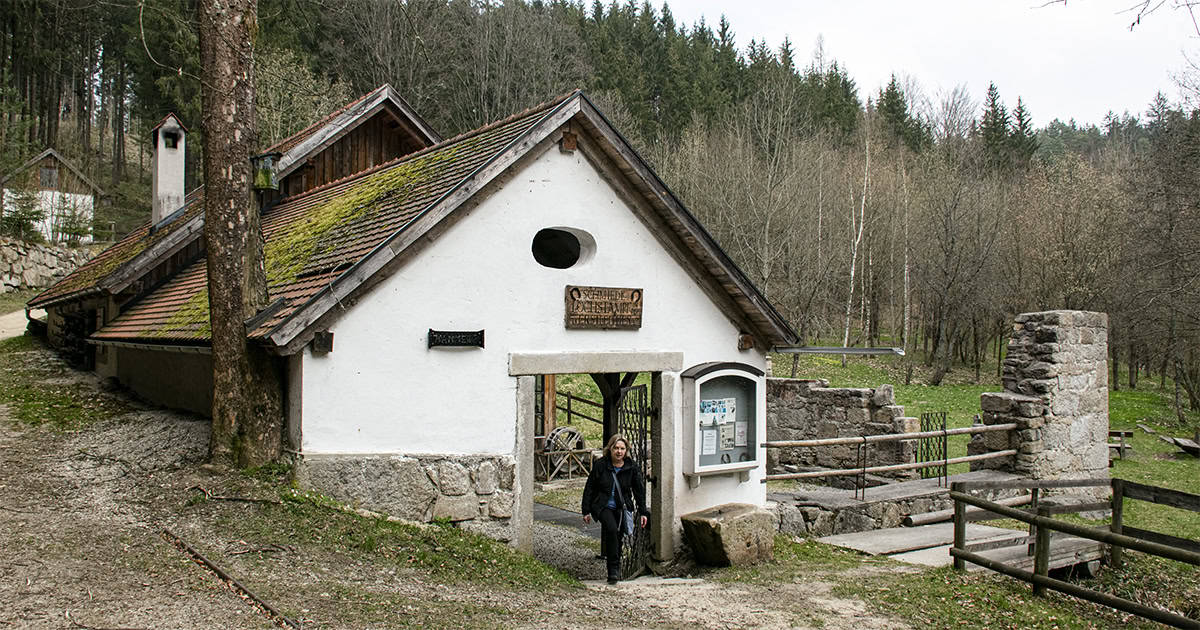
[
  {"x1": 295, "y1": 453, "x2": 518, "y2": 541},
  {"x1": 766, "y1": 378, "x2": 916, "y2": 479},
  {"x1": 969, "y1": 311, "x2": 1109, "y2": 488},
  {"x1": 0, "y1": 236, "x2": 92, "y2": 294}
]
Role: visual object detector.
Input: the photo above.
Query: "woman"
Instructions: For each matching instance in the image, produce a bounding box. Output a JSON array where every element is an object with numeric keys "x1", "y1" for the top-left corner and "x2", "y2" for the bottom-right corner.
[{"x1": 581, "y1": 434, "x2": 649, "y2": 584}]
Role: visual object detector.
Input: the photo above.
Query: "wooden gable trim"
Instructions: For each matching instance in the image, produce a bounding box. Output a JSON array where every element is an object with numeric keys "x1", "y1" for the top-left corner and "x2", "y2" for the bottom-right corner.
[
  {"x1": 568, "y1": 127, "x2": 770, "y2": 349},
  {"x1": 275, "y1": 86, "x2": 439, "y2": 182},
  {"x1": 101, "y1": 212, "x2": 205, "y2": 294},
  {"x1": 572, "y1": 96, "x2": 798, "y2": 347},
  {"x1": 265, "y1": 95, "x2": 585, "y2": 354},
  {"x1": 0, "y1": 148, "x2": 105, "y2": 195}
]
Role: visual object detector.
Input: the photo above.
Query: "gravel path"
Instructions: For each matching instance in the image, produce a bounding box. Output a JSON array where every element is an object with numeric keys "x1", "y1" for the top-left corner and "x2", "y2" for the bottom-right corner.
[{"x1": 0, "y1": 308, "x2": 33, "y2": 340}]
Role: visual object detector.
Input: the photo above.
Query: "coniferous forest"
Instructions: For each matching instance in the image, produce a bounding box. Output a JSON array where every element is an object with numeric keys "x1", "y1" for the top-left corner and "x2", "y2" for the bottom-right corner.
[{"x1": 2, "y1": 0, "x2": 1199, "y2": 420}]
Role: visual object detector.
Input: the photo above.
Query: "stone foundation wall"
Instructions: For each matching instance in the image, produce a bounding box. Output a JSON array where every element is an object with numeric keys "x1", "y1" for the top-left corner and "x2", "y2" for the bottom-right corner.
[
  {"x1": 969, "y1": 311, "x2": 1109, "y2": 489},
  {"x1": 1, "y1": 236, "x2": 92, "y2": 294},
  {"x1": 766, "y1": 378, "x2": 916, "y2": 479},
  {"x1": 295, "y1": 453, "x2": 517, "y2": 541}
]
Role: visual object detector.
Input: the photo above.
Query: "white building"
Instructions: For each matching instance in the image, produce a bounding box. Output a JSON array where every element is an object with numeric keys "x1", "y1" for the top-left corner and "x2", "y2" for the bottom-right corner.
[
  {"x1": 30, "y1": 88, "x2": 798, "y2": 570},
  {"x1": 1, "y1": 148, "x2": 104, "y2": 244}
]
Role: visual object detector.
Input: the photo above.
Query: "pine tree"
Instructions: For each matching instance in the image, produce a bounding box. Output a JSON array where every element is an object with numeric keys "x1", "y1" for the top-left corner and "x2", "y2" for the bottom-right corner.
[
  {"x1": 979, "y1": 82, "x2": 1011, "y2": 170},
  {"x1": 1009, "y1": 97, "x2": 1039, "y2": 168}
]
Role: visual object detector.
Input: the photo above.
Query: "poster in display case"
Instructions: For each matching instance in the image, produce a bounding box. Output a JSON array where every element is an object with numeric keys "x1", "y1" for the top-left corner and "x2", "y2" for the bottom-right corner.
[{"x1": 682, "y1": 362, "x2": 765, "y2": 487}]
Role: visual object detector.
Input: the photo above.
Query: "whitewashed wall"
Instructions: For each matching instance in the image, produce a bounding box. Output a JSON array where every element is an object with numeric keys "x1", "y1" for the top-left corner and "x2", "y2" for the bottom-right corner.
[
  {"x1": 300, "y1": 140, "x2": 768, "y2": 513},
  {"x1": 0, "y1": 190, "x2": 95, "y2": 244}
]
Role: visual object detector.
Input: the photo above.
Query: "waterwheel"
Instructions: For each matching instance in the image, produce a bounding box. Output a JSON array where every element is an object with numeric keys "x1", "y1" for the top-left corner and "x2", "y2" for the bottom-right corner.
[{"x1": 542, "y1": 426, "x2": 587, "y2": 481}]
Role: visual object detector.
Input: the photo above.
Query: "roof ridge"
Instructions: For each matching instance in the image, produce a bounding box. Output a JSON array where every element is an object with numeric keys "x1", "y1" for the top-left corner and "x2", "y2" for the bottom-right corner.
[{"x1": 272, "y1": 91, "x2": 578, "y2": 207}]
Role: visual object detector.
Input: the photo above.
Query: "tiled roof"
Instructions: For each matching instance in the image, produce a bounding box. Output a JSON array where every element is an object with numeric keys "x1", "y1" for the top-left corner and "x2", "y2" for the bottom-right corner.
[
  {"x1": 27, "y1": 190, "x2": 204, "y2": 308},
  {"x1": 92, "y1": 93, "x2": 572, "y2": 344}
]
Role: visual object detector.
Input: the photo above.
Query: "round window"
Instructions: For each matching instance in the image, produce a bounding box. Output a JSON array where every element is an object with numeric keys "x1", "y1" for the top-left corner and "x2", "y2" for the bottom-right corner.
[{"x1": 532, "y1": 228, "x2": 582, "y2": 269}]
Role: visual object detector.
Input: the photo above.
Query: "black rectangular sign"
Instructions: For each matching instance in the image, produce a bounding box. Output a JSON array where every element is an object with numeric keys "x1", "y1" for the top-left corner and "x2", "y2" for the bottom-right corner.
[{"x1": 427, "y1": 329, "x2": 485, "y2": 348}]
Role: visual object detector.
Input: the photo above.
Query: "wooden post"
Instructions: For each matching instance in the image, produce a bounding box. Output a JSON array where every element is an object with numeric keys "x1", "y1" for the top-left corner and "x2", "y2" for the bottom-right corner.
[
  {"x1": 1033, "y1": 506, "x2": 1051, "y2": 596},
  {"x1": 952, "y1": 482, "x2": 966, "y2": 571},
  {"x1": 1110, "y1": 478, "x2": 1125, "y2": 569},
  {"x1": 543, "y1": 374, "x2": 557, "y2": 435},
  {"x1": 1027, "y1": 488, "x2": 1040, "y2": 557}
]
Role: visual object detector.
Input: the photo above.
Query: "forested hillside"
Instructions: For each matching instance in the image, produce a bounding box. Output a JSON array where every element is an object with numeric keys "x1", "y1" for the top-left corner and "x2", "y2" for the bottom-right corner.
[{"x1": 2, "y1": 0, "x2": 1198, "y2": 421}]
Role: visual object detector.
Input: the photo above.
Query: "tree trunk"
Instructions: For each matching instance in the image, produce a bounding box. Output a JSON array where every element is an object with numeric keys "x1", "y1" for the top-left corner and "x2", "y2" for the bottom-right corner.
[
  {"x1": 198, "y1": 0, "x2": 283, "y2": 468},
  {"x1": 1128, "y1": 340, "x2": 1138, "y2": 389}
]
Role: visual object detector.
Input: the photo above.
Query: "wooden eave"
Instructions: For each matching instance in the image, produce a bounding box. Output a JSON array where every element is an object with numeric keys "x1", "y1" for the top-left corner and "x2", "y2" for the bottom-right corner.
[{"x1": 262, "y1": 91, "x2": 797, "y2": 355}]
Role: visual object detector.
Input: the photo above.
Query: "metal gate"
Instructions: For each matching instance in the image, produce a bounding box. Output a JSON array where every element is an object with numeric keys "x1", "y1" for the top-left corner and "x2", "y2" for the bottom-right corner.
[
  {"x1": 918, "y1": 411, "x2": 948, "y2": 484},
  {"x1": 616, "y1": 383, "x2": 651, "y2": 579}
]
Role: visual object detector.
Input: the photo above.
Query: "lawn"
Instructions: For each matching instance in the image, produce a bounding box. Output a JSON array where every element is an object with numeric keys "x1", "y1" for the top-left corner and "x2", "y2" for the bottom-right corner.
[
  {"x1": 765, "y1": 350, "x2": 1200, "y2": 625},
  {"x1": 0, "y1": 288, "x2": 39, "y2": 315}
]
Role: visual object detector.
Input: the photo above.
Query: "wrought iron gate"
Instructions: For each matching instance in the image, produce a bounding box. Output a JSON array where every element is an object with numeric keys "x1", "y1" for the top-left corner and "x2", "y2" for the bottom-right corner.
[
  {"x1": 919, "y1": 411, "x2": 948, "y2": 485},
  {"x1": 616, "y1": 383, "x2": 651, "y2": 579}
]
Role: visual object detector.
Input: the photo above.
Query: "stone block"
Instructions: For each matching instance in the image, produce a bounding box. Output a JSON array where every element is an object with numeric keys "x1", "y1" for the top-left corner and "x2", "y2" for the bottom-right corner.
[
  {"x1": 474, "y1": 459, "x2": 498, "y2": 495},
  {"x1": 431, "y1": 460, "x2": 471, "y2": 495},
  {"x1": 871, "y1": 384, "x2": 894, "y2": 406},
  {"x1": 778, "y1": 504, "x2": 807, "y2": 536},
  {"x1": 895, "y1": 416, "x2": 920, "y2": 434},
  {"x1": 433, "y1": 493, "x2": 483, "y2": 522},
  {"x1": 488, "y1": 490, "x2": 514, "y2": 518},
  {"x1": 803, "y1": 508, "x2": 834, "y2": 538},
  {"x1": 833, "y1": 509, "x2": 875, "y2": 534},
  {"x1": 980, "y1": 393, "x2": 1015, "y2": 413},
  {"x1": 681, "y1": 503, "x2": 776, "y2": 566}
]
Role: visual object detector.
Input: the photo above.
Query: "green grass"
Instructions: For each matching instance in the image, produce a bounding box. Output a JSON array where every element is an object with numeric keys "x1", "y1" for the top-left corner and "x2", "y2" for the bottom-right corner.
[
  {"x1": 835, "y1": 564, "x2": 1169, "y2": 629},
  {"x1": 533, "y1": 485, "x2": 583, "y2": 512},
  {"x1": 0, "y1": 288, "x2": 39, "y2": 314},
  {"x1": 770, "y1": 352, "x2": 1200, "y2": 626},
  {"x1": 212, "y1": 488, "x2": 580, "y2": 590},
  {"x1": 0, "y1": 335, "x2": 130, "y2": 429}
]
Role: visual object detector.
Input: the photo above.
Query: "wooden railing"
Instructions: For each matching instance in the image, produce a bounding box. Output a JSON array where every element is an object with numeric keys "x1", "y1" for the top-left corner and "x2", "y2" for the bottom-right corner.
[
  {"x1": 950, "y1": 478, "x2": 1200, "y2": 629},
  {"x1": 555, "y1": 391, "x2": 603, "y2": 426}
]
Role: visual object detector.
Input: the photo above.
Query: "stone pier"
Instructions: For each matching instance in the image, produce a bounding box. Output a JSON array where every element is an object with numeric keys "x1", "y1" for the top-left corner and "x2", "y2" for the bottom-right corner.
[{"x1": 969, "y1": 311, "x2": 1109, "y2": 491}]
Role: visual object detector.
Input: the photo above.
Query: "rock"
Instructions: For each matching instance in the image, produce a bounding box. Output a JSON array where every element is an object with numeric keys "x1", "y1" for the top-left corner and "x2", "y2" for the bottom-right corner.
[
  {"x1": 432, "y1": 493, "x2": 482, "y2": 522},
  {"x1": 871, "y1": 384, "x2": 894, "y2": 406},
  {"x1": 488, "y1": 490, "x2": 514, "y2": 518},
  {"x1": 474, "y1": 459, "x2": 498, "y2": 495},
  {"x1": 434, "y1": 460, "x2": 471, "y2": 496},
  {"x1": 833, "y1": 509, "x2": 875, "y2": 534},
  {"x1": 681, "y1": 503, "x2": 775, "y2": 567}
]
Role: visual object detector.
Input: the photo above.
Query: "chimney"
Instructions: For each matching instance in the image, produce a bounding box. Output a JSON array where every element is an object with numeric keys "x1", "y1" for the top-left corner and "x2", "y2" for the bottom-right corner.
[{"x1": 151, "y1": 113, "x2": 187, "y2": 224}]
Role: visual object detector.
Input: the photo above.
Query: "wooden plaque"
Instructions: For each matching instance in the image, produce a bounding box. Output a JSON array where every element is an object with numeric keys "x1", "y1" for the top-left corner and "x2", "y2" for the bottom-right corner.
[{"x1": 564, "y1": 285, "x2": 643, "y2": 330}]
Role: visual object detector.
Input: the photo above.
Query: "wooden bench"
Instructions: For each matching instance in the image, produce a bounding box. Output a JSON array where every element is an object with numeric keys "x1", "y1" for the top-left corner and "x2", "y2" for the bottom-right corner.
[{"x1": 1108, "y1": 430, "x2": 1134, "y2": 462}]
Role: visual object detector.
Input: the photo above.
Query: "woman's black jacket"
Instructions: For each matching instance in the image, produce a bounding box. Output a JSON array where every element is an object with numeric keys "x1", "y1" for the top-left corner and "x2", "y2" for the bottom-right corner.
[{"x1": 581, "y1": 455, "x2": 649, "y2": 519}]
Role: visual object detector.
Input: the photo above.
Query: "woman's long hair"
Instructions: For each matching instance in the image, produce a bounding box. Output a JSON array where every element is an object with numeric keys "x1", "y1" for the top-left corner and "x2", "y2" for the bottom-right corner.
[{"x1": 602, "y1": 434, "x2": 630, "y2": 462}]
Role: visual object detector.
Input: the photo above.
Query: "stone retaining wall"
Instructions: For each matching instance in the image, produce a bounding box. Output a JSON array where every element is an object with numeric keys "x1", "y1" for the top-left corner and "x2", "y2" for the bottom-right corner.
[
  {"x1": 969, "y1": 310, "x2": 1109, "y2": 491},
  {"x1": 0, "y1": 236, "x2": 93, "y2": 294},
  {"x1": 294, "y1": 453, "x2": 517, "y2": 541},
  {"x1": 766, "y1": 378, "x2": 916, "y2": 479}
]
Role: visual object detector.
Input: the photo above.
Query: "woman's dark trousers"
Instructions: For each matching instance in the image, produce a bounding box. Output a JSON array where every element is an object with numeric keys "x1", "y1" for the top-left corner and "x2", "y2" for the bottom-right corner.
[{"x1": 598, "y1": 508, "x2": 623, "y2": 579}]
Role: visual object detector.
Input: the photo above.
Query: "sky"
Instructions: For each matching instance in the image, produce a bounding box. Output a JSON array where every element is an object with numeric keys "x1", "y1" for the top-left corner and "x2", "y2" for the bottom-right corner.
[{"x1": 661, "y1": 0, "x2": 1199, "y2": 127}]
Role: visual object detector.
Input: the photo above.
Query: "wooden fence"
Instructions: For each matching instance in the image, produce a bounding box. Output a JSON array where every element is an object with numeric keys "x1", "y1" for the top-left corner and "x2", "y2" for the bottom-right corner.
[{"x1": 949, "y1": 477, "x2": 1200, "y2": 629}]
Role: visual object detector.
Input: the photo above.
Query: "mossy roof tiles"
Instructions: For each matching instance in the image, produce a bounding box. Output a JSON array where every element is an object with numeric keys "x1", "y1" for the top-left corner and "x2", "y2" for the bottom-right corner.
[
  {"x1": 27, "y1": 190, "x2": 204, "y2": 308},
  {"x1": 92, "y1": 94, "x2": 568, "y2": 344}
]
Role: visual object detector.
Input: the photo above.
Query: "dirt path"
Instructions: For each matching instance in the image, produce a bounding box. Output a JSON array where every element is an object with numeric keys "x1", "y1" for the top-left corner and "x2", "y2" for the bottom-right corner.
[
  {"x1": 0, "y1": 308, "x2": 35, "y2": 340},
  {"x1": 0, "y1": 345, "x2": 907, "y2": 629}
]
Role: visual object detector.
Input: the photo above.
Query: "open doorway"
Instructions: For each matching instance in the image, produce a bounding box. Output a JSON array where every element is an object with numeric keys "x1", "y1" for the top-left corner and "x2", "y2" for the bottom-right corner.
[{"x1": 529, "y1": 370, "x2": 655, "y2": 580}]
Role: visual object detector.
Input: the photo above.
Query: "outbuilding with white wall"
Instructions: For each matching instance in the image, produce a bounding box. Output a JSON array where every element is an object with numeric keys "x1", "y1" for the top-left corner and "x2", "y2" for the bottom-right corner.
[{"x1": 60, "y1": 90, "x2": 800, "y2": 570}]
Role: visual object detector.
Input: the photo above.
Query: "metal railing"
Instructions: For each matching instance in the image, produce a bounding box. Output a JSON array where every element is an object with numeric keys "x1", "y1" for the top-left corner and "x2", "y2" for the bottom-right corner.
[
  {"x1": 761, "y1": 422, "x2": 1018, "y2": 498},
  {"x1": 950, "y1": 478, "x2": 1200, "y2": 629}
]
